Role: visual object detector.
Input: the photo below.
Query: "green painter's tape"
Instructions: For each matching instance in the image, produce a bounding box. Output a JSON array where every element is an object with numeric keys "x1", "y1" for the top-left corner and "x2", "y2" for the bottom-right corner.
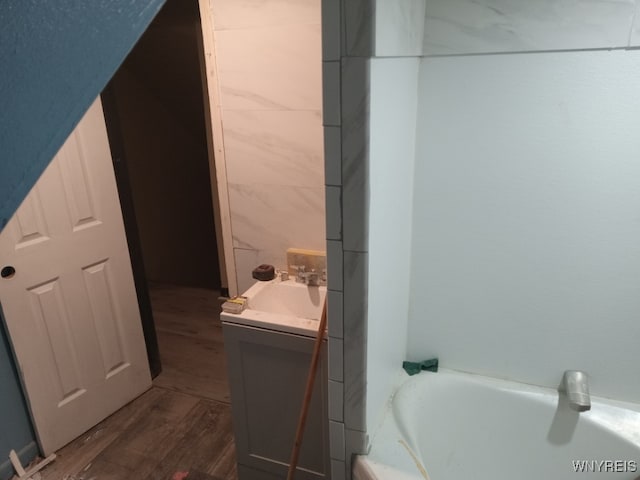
[{"x1": 402, "y1": 358, "x2": 439, "y2": 376}]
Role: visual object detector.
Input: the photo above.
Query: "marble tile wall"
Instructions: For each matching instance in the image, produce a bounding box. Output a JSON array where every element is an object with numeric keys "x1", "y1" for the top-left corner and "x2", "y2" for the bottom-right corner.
[
  {"x1": 340, "y1": 57, "x2": 370, "y2": 253},
  {"x1": 209, "y1": 0, "x2": 325, "y2": 293},
  {"x1": 342, "y1": 251, "x2": 368, "y2": 433},
  {"x1": 211, "y1": 0, "x2": 319, "y2": 30},
  {"x1": 324, "y1": 127, "x2": 342, "y2": 185},
  {"x1": 373, "y1": 0, "x2": 640, "y2": 57},
  {"x1": 422, "y1": 0, "x2": 639, "y2": 55},
  {"x1": 343, "y1": 0, "x2": 375, "y2": 56},
  {"x1": 322, "y1": 1, "x2": 374, "y2": 478},
  {"x1": 375, "y1": 0, "x2": 426, "y2": 56}
]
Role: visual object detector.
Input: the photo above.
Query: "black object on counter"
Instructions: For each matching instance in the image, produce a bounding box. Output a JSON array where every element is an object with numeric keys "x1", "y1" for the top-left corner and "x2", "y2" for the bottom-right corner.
[{"x1": 252, "y1": 264, "x2": 276, "y2": 281}]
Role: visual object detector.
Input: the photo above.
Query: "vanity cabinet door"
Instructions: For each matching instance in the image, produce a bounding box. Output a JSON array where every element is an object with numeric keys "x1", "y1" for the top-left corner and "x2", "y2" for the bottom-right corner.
[{"x1": 222, "y1": 322, "x2": 329, "y2": 480}]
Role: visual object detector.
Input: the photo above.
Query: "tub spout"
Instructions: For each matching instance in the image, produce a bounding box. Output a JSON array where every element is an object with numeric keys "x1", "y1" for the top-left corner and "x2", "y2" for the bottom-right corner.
[{"x1": 561, "y1": 370, "x2": 591, "y2": 412}]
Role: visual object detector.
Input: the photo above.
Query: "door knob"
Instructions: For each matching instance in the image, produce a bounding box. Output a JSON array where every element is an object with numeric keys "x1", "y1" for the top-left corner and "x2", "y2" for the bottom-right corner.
[{"x1": 1, "y1": 266, "x2": 15, "y2": 278}]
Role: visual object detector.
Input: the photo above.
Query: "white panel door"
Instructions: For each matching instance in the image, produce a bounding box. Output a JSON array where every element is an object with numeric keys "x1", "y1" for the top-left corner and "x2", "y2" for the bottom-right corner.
[{"x1": 0, "y1": 98, "x2": 152, "y2": 455}]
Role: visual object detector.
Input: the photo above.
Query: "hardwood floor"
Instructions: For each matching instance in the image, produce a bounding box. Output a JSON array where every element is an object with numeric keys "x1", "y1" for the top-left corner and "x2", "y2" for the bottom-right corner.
[
  {"x1": 150, "y1": 283, "x2": 231, "y2": 404},
  {"x1": 40, "y1": 284, "x2": 237, "y2": 480}
]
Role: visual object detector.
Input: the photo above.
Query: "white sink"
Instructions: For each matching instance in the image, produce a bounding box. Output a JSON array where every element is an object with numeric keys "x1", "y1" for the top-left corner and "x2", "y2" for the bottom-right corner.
[{"x1": 221, "y1": 279, "x2": 327, "y2": 337}]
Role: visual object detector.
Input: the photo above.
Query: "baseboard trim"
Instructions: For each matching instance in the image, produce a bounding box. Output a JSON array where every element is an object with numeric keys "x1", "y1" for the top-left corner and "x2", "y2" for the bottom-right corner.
[{"x1": 0, "y1": 441, "x2": 39, "y2": 480}]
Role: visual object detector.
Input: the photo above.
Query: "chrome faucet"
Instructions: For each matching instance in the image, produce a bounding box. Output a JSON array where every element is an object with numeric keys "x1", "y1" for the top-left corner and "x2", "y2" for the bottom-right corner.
[
  {"x1": 294, "y1": 265, "x2": 306, "y2": 283},
  {"x1": 561, "y1": 370, "x2": 591, "y2": 412},
  {"x1": 305, "y1": 270, "x2": 320, "y2": 286},
  {"x1": 294, "y1": 265, "x2": 321, "y2": 286}
]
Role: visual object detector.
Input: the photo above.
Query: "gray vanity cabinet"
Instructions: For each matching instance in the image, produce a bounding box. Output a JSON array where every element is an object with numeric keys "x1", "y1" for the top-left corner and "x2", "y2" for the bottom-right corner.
[{"x1": 222, "y1": 322, "x2": 330, "y2": 480}]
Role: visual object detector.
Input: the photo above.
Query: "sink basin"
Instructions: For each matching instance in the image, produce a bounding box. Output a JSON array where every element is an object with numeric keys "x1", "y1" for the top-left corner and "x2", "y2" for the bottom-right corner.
[{"x1": 220, "y1": 279, "x2": 327, "y2": 337}]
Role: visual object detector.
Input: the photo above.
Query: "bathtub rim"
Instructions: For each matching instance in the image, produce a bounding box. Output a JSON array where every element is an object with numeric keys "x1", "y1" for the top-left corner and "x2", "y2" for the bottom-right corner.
[{"x1": 394, "y1": 367, "x2": 640, "y2": 414}]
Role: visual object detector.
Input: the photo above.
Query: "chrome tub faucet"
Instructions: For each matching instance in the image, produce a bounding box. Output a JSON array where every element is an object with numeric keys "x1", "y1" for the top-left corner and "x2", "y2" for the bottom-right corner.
[{"x1": 561, "y1": 370, "x2": 591, "y2": 412}]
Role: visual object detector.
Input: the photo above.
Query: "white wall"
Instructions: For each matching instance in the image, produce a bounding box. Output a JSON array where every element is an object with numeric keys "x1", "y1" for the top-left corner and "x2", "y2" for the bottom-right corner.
[
  {"x1": 366, "y1": 57, "x2": 419, "y2": 435},
  {"x1": 207, "y1": 0, "x2": 325, "y2": 294},
  {"x1": 408, "y1": 49, "x2": 640, "y2": 403}
]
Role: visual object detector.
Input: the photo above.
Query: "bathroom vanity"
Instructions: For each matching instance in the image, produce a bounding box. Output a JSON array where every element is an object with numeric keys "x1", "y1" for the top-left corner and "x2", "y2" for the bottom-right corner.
[{"x1": 221, "y1": 279, "x2": 329, "y2": 480}]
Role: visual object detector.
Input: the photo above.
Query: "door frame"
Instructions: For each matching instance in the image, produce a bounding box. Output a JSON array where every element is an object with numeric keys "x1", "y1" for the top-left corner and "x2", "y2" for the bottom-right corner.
[
  {"x1": 197, "y1": 0, "x2": 238, "y2": 298},
  {"x1": 100, "y1": 86, "x2": 162, "y2": 378}
]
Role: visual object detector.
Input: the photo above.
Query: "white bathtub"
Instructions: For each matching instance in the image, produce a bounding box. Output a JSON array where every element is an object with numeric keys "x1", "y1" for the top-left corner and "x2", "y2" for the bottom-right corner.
[{"x1": 354, "y1": 370, "x2": 640, "y2": 480}]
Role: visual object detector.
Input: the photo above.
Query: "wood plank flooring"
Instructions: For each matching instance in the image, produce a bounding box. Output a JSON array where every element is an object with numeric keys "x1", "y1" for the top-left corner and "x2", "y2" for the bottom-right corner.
[
  {"x1": 150, "y1": 283, "x2": 231, "y2": 404},
  {"x1": 40, "y1": 284, "x2": 237, "y2": 480}
]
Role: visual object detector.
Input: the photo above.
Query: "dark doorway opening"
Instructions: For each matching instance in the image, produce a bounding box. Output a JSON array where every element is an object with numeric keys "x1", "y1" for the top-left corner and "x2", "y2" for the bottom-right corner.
[{"x1": 102, "y1": 0, "x2": 223, "y2": 377}]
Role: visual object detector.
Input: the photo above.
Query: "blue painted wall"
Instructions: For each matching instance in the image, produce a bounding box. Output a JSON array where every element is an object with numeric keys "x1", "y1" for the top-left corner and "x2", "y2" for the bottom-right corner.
[
  {"x1": 0, "y1": 306, "x2": 38, "y2": 479},
  {"x1": 0, "y1": 1, "x2": 165, "y2": 475},
  {"x1": 0, "y1": 0, "x2": 165, "y2": 230}
]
